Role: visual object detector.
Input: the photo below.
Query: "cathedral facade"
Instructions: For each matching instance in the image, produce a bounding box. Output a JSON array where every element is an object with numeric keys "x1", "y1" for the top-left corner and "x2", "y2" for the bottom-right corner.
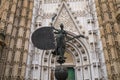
[
  {"x1": 0, "y1": 0, "x2": 120, "y2": 80},
  {"x1": 26, "y1": 0, "x2": 107, "y2": 80}
]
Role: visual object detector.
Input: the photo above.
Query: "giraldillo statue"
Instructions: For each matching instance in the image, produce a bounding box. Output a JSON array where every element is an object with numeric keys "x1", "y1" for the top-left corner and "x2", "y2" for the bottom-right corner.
[
  {"x1": 51, "y1": 24, "x2": 67, "y2": 63},
  {"x1": 51, "y1": 23, "x2": 86, "y2": 64}
]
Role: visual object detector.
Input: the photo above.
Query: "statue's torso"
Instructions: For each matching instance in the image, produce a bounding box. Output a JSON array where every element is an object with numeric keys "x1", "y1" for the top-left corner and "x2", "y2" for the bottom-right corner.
[{"x1": 56, "y1": 30, "x2": 66, "y2": 48}]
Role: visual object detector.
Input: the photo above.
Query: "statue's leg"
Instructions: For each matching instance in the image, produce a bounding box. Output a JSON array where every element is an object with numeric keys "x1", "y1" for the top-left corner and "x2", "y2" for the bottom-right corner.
[
  {"x1": 59, "y1": 47, "x2": 66, "y2": 59},
  {"x1": 58, "y1": 48, "x2": 62, "y2": 57},
  {"x1": 57, "y1": 48, "x2": 66, "y2": 64}
]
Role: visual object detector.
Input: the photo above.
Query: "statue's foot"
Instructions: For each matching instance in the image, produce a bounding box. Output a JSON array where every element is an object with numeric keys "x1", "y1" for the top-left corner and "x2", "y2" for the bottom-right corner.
[
  {"x1": 56, "y1": 56, "x2": 67, "y2": 64},
  {"x1": 57, "y1": 59, "x2": 65, "y2": 64}
]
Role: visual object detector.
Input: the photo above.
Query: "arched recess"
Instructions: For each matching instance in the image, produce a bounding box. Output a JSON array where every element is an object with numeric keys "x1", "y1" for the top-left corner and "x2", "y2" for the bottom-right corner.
[{"x1": 39, "y1": 32, "x2": 92, "y2": 80}]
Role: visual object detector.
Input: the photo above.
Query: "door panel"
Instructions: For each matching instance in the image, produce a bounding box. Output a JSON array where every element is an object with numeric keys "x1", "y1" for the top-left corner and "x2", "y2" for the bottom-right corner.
[{"x1": 67, "y1": 67, "x2": 75, "y2": 80}]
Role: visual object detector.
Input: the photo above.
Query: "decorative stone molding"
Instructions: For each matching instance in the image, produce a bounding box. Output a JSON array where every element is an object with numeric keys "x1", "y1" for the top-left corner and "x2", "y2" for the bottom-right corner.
[
  {"x1": 44, "y1": 58, "x2": 47, "y2": 62},
  {"x1": 77, "y1": 58, "x2": 80, "y2": 63},
  {"x1": 116, "y1": 13, "x2": 120, "y2": 24},
  {"x1": 75, "y1": 53, "x2": 78, "y2": 56}
]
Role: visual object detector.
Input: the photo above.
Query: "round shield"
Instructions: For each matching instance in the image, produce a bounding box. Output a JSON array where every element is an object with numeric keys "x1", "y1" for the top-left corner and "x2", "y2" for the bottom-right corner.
[{"x1": 31, "y1": 27, "x2": 55, "y2": 50}]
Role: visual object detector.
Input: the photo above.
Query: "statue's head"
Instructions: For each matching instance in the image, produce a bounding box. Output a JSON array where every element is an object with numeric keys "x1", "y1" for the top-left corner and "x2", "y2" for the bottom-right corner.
[{"x1": 60, "y1": 23, "x2": 64, "y2": 30}]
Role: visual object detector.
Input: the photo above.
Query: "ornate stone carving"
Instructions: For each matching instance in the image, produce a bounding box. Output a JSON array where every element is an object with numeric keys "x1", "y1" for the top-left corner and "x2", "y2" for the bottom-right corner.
[{"x1": 54, "y1": 3, "x2": 79, "y2": 34}]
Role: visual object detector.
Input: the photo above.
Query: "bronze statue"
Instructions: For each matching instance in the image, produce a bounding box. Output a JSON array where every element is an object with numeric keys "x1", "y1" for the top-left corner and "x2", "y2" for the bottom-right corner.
[
  {"x1": 52, "y1": 24, "x2": 66, "y2": 64},
  {"x1": 52, "y1": 23, "x2": 86, "y2": 64}
]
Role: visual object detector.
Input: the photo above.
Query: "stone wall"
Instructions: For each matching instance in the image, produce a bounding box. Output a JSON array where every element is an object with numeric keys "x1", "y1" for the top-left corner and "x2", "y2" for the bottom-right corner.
[
  {"x1": 0, "y1": 0, "x2": 34, "y2": 79},
  {"x1": 95, "y1": 0, "x2": 120, "y2": 80}
]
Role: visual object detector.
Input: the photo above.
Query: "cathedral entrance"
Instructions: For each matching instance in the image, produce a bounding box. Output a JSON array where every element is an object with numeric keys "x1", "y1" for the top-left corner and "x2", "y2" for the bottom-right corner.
[{"x1": 67, "y1": 67, "x2": 75, "y2": 80}]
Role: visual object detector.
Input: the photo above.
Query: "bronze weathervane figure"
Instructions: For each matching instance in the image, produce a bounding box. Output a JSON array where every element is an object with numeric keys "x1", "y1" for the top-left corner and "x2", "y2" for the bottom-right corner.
[
  {"x1": 51, "y1": 23, "x2": 86, "y2": 64},
  {"x1": 31, "y1": 14, "x2": 86, "y2": 64}
]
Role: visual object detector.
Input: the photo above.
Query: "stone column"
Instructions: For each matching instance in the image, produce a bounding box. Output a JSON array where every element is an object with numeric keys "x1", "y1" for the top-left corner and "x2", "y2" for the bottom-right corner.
[
  {"x1": 0, "y1": 0, "x2": 10, "y2": 79},
  {"x1": 95, "y1": 0, "x2": 120, "y2": 80},
  {"x1": 0, "y1": 0, "x2": 34, "y2": 80}
]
